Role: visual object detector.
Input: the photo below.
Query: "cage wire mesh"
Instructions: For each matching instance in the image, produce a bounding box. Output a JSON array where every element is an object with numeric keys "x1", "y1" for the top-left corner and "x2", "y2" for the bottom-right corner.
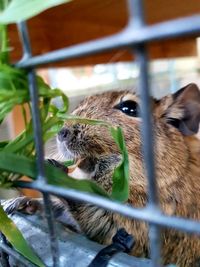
[{"x1": 1, "y1": 0, "x2": 200, "y2": 266}]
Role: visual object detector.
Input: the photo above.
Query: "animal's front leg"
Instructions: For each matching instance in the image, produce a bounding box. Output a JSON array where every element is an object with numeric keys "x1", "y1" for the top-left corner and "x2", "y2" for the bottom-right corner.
[
  {"x1": 1, "y1": 196, "x2": 82, "y2": 233},
  {"x1": 1, "y1": 196, "x2": 43, "y2": 215}
]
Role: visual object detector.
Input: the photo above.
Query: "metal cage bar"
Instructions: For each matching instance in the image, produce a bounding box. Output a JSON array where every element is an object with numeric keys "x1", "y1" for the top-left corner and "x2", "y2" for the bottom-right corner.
[
  {"x1": 135, "y1": 31, "x2": 163, "y2": 267},
  {"x1": 0, "y1": 0, "x2": 200, "y2": 266},
  {"x1": 0, "y1": 234, "x2": 10, "y2": 267},
  {"x1": 128, "y1": 1, "x2": 162, "y2": 265},
  {"x1": 17, "y1": 22, "x2": 59, "y2": 267},
  {"x1": 14, "y1": 15, "x2": 200, "y2": 68},
  {"x1": 14, "y1": 181, "x2": 200, "y2": 235},
  {"x1": 0, "y1": 241, "x2": 32, "y2": 267}
]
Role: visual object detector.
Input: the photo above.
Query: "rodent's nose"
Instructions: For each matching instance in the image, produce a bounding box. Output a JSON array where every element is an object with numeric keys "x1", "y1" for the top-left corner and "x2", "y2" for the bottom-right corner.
[{"x1": 58, "y1": 127, "x2": 70, "y2": 141}]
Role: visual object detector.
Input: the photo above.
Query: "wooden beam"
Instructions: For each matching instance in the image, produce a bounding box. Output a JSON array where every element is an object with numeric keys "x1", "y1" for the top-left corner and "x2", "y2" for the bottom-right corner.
[{"x1": 8, "y1": 0, "x2": 200, "y2": 66}]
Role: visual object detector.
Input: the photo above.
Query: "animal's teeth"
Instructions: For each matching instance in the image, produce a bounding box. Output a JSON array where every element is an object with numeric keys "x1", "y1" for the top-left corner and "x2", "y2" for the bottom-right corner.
[{"x1": 67, "y1": 158, "x2": 83, "y2": 174}]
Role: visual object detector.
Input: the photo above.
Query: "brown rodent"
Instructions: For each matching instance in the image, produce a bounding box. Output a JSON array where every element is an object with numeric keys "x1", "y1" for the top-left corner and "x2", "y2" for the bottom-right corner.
[{"x1": 3, "y1": 83, "x2": 200, "y2": 266}]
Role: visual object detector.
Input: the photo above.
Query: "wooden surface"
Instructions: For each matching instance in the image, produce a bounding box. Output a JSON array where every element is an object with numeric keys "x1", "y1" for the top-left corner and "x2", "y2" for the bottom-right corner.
[{"x1": 8, "y1": 0, "x2": 200, "y2": 67}]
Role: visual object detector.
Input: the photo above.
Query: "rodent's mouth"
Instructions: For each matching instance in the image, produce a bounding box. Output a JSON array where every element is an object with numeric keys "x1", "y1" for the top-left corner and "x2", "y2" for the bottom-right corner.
[
  {"x1": 56, "y1": 138, "x2": 98, "y2": 180},
  {"x1": 66, "y1": 157, "x2": 96, "y2": 180},
  {"x1": 56, "y1": 138, "x2": 121, "y2": 181}
]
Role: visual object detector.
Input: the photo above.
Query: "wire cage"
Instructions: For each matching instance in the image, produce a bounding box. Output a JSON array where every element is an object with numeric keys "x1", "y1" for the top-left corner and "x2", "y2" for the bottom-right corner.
[{"x1": 1, "y1": 0, "x2": 200, "y2": 266}]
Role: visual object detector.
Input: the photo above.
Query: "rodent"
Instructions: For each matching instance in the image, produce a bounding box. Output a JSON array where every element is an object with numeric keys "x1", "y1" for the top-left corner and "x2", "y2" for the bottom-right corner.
[{"x1": 3, "y1": 83, "x2": 200, "y2": 266}]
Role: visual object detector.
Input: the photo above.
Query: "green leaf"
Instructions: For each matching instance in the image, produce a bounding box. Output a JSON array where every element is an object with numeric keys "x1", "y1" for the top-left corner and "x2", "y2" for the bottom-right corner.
[
  {"x1": 0, "y1": 140, "x2": 9, "y2": 148},
  {"x1": 110, "y1": 127, "x2": 129, "y2": 202},
  {"x1": 63, "y1": 159, "x2": 74, "y2": 167},
  {"x1": 0, "y1": 64, "x2": 68, "y2": 123},
  {"x1": 0, "y1": 0, "x2": 72, "y2": 24},
  {"x1": 0, "y1": 24, "x2": 9, "y2": 64},
  {"x1": 0, "y1": 204, "x2": 44, "y2": 267},
  {"x1": 0, "y1": 152, "x2": 109, "y2": 198},
  {"x1": 4, "y1": 116, "x2": 60, "y2": 153},
  {"x1": 57, "y1": 114, "x2": 110, "y2": 127}
]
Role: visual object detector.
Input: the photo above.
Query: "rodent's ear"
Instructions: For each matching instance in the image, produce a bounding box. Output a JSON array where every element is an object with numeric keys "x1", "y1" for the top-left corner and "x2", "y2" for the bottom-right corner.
[{"x1": 165, "y1": 83, "x2": 200, "y2": 136}]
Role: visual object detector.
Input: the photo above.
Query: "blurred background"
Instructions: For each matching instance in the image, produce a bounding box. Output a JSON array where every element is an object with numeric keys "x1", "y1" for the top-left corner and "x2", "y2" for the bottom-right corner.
[{"x1": 1, "y1": 0, "x2": 200, "y2": 198}]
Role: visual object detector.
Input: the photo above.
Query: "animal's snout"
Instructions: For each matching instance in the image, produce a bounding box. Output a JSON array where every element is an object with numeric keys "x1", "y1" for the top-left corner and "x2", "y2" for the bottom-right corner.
[{"x1": 58, "y1": 127, "x2": 70, "y2": 141}]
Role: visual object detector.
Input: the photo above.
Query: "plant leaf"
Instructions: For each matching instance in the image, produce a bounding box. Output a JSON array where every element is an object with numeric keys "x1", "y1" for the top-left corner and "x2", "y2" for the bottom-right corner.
[
  {"x1": 110, "y1": 127, "x2": 129, "y2": 202},
  {"x1": 0, "y1": 140, "x2": 9, "y2": 148},
  {"x1": 0, "y1": 204, "x2": 44, "y2": 267},
  {"x1": 57, "y1": 114, "x2": 110, "y2": 127},
  {"x1": 0, "y1": 152, "x2": 109, "y2": 198},
  {"x1": 0, "y1": 64, "x2": 68, "y2": 123},
  {"x1": 0, "y1": 0, "x2": 71, "y2": 24}
]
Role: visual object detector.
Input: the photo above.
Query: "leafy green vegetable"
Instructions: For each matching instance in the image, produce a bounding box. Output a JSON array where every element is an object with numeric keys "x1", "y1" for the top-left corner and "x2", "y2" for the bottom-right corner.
[
  {"x1": 0, "y1": 64, "x2": 68, "y2": 123},
  {"x1": 0, "y1": 152, "x2": 109, "y2": 198},
  {"x1": 63, "y1": 159, "x2": 74, "y2": 167},
  {"x1": 0, "y1": 205, "x2": 45, "y2": 267},
  {"x1": 0, "y1": 24, "x2": 8, "y2": 63},
  {"x1": 110, "y1": 127, "x2": 129, "y2": 202},
  {"x1": 0, "y1": 0, "x2": 71, "y2": 24}
]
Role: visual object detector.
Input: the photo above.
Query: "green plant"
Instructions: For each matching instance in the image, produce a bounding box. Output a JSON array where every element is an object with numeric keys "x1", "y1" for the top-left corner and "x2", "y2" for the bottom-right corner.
[{"x1": 0, "y1": 1, "x2": 129, "y2": 266}]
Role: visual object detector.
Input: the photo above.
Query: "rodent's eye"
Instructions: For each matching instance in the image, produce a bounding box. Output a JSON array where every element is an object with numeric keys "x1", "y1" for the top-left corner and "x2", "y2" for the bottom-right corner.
[
  {"x1": 114, "y1": 100, "x2": 139, "y2": 117},
  {"x1": 167, "y1": 118, "x2": 181, "y2": 129}
]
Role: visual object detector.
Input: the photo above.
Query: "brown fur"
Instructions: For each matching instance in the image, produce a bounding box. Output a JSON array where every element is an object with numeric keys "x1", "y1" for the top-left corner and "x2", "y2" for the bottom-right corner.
[{"x1": 59, "y1": 84, "x2": 200, "y2": 266}]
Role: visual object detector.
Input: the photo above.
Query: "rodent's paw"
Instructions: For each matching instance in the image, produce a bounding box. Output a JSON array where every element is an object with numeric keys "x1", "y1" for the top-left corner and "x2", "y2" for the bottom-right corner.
[
  {"x1": 95, "y1": 154, "x2": 122, "y2": 177},
  {"x1": 47, "y1": 159, "x2": 68, "y2": 173},
  {"x1": 1, "y1": 197, "x2": 42, "y2": 215}
]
